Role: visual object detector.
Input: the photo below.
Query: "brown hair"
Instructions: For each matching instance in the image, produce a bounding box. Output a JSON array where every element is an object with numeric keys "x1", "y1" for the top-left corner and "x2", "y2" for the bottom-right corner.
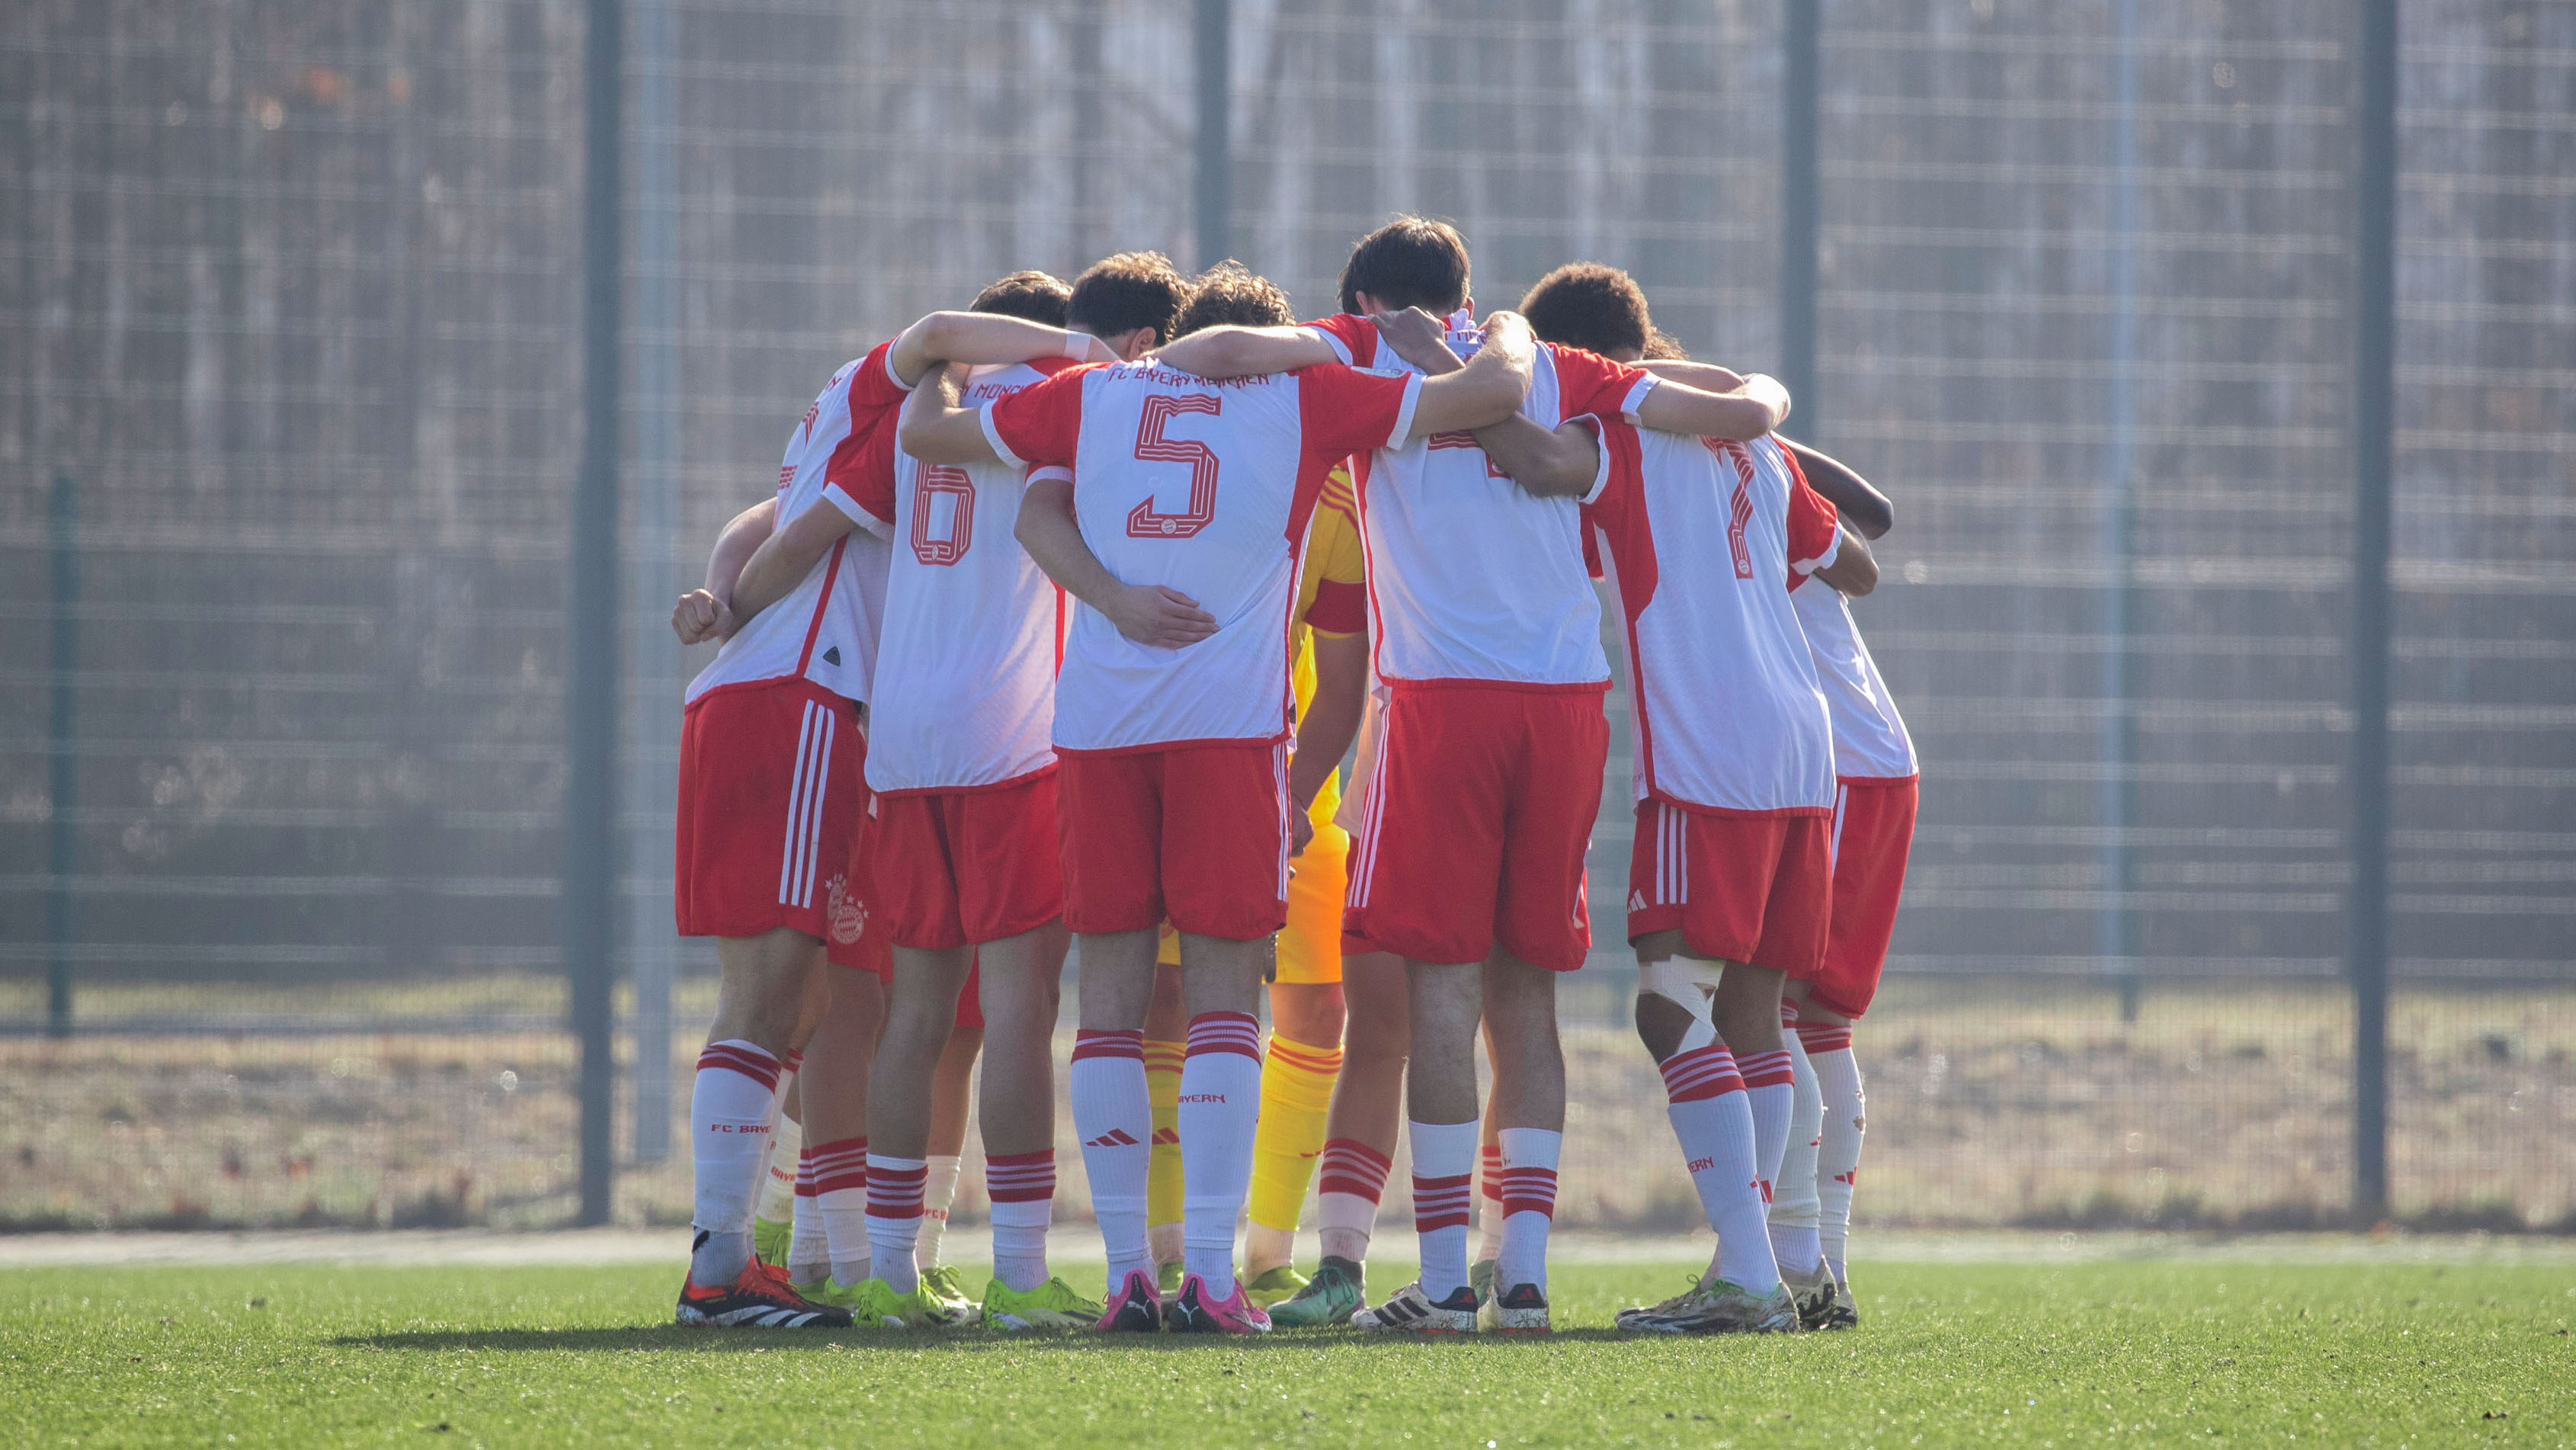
[
  {"x1": 1519, "y1": 261, "x2": 1675, "y2": 360},
  {"x1": 969, "y1": 270, "x2": 1072, "y2": 326},
  {"x1": 1171, "y1": 261, "x2": 1295, "y2": 336},
  {"x1": 1338, "y1": 216, "x2": 1472, "y2": 316},
  {"x1": 1068, "y1": 251, "x2": 1191, "y2": 346}
]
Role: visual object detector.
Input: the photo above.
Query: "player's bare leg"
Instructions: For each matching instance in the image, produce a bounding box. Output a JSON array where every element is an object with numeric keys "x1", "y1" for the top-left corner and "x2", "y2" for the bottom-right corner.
[
  {"x1": 913, "y1": 1013, "x2": 981, "y2": 1316},
  {"x1": 793, "y1": 967, "x2": 879, "y2": 1292},
  {"x1": 1142, "y1": 964, "x2": 1188, "y2": 1282},
  {"x1": 1711, "y1": 958, "x2": 1797, "y2": 1206},
  {"x1": 1354, "y1": 958, "x2": 1485, "y2": 1333},
  {"x1": 1162, "y1": 932, "x2": 1269, "y2": 1330},
  {"x1": 678, "y1": 928, "x2": 851, "y2": 1326},
  {"x1": 1478, "y1": 953, "x2": 1565, "y2": 1330},
  {"x1": 972, "y1": 922, "x2": 1075, "y2": 1302},
  {"x1": 858, "y1": 943, "x2": 972, "y2": 1306},
  {"x1": 1243, "y1": 977, "x2": 1344, "y2": 1282},
  {"x1": 1274, "y1": 948, "x2": 1403, "y2": 1326},
  {"x1": 756, "y1": 966, "x2": 829, "y2": 1275}
]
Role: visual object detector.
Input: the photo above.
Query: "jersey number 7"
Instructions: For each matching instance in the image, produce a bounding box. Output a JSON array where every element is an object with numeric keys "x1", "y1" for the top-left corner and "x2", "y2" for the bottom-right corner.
[{"x1": 1126, "y1": 393, "x2": 1222, "y2": 540}]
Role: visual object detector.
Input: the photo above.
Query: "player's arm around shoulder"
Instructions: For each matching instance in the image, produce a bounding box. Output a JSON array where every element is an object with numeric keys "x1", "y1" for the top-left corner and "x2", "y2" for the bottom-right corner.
[
  {"x1": 1631, "y1": 367, "x2": 1791, "y2": 442},
  {"x1": 885, "y1": 310, "x2": 1113, "y2": 389},
  {"x1": 896, "y1": 367, "x2": 1002, "y2": 466},
  {"x1": 1150, "y1": 324, "x2": 1339, "y2": 380},
  {"x1": 1779, "y1": 435, "x2": 1894, "y2": 539},
  {"x1": 1812, "y1": 522, "x2": 1878, "y2": 597},
  {"x1": 1403, "y1": 310, "x2": 1536, "y2": 439},
  {"x1": 671, "y1": 496, "x2": 777, "y2": 644},
  {"x1": 729, "y1": 495, "x2": 863, "y2": 630}
]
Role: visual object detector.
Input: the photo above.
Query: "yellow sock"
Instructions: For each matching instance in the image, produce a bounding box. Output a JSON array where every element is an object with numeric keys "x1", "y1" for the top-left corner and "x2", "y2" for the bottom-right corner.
[
  {"x1": 1247, "y1": 1035, "x2": 1343, "y2": 1233},
  {"x1": 1145, "y1": 1038, "x2": 1186, "y2": 1235}
]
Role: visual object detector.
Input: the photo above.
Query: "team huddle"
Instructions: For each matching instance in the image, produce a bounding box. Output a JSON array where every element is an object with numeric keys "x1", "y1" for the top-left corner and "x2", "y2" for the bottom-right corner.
[{"x1": 665, "y1": 217, "x2": 1918, "y2": 1336}]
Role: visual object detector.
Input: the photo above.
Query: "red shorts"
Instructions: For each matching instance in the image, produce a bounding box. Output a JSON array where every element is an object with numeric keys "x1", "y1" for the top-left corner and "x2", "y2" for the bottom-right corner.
[
  {"x1": 1344, "y1": 682, "x2": 1609, "y2": 972},
  {"x1": 674, "y1": 678, "x2": 879, "y2": 973},
  {"x1": 1808, "y1": 775, "x2": 1918, "y2": 1019},
  {"x1": 869, "y1": 773, "x2": 1065, "y2": 950},
  {"x1": 1626, "y1": 797, "x2": 1831, "y2": 977},
  {"x1": 1056, "y1": 742, "x2": 1290, "y2": 941}
]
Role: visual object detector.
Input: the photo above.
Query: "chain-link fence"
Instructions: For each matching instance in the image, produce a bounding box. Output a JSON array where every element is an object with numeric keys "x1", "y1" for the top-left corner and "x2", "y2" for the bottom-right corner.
[{"x1": 4, "y1": 0, "x2": 2568, "y2": 1234}]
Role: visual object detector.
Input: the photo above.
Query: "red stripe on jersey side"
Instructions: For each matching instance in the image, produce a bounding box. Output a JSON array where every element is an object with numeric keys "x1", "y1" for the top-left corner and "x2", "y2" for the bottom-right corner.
[
  {"x1": 1587, "y1": 418, "x2": 1664, "y2": 800},
  {"x1": 792, "y1": 534, "x2": 850, "y2": 678}
]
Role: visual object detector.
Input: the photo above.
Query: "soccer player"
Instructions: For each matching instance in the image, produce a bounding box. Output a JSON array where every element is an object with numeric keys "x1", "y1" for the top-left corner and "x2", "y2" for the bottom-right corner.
[
  {"x1": 1161, "y1": 219, "x2": 1790, "y2": 1333},
  {"x1": 668, "y1": 289, "x2": 1114, "y2": 1330},
  {"x1": 711, "y1": 271, "x2": 1129, "y2": 1329},
  {"x1": 1121, "y1": 266, "x2": 1373, "y2": 1311},
  {"x1": 1772, "y1": 445, "x2": 1911, "y2": 1332},
  {"x1": 900, "y1": 277, "x2": 1531, "y2": 1335},
  {"x1": 1479, "y1": 261, "x2": 1866, "y2": 1333}
]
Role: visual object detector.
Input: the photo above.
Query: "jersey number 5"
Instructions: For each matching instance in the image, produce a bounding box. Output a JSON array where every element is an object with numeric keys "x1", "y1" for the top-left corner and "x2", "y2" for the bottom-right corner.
[
  {"x1": 912, "y1": 464, "x2": 975, "y2": 566},
  {"x1": 1126, "y1": 393, "x2": 1221, "y2": 539}
]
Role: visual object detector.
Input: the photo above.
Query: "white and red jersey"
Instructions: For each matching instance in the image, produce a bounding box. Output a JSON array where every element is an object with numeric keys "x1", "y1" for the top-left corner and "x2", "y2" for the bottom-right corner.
[
  {"x1": 685, "y1": 343, "x2": 902, "y2": 707},
  {"x1": 1584, "y1": 422, "x2": 1842, "y2": 816},
  {"x1": 982, "y1": 358, "x2": 1421, "y2": 752},
  {"x1": 1299, "y1": 313, "x2": 1656, "y2": 688},
  {"x1": 847, "y1": 357, "x2": 1081, "y2": 794},
  {"x1": 1793, "y1": 580, "x2": 1918, "y2": 780}
]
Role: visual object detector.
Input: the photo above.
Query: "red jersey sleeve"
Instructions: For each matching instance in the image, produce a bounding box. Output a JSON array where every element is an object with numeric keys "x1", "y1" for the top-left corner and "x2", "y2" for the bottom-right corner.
[
  {"x1": 1296, "y1": 364, "x2": 1423, "y2": 458},
  {"x1": 846, "y1": 338, "x2": 912, "y2": 415},
  {"x1": 822, "y1": 412, "x2": 899, "y2": 530},
  {"x1": 1780, "y1": 444, "x2": 1841, "y2": 579},
  {"x1": 1547, "y1": 344, "x2": 1657, "y2": 422},
  {"x1": 1298, "y1": 313, "x2": 1379, "y2": 368},
  {"x1": 982, "y1": 364, "x2": 1093, "y2": 470}
]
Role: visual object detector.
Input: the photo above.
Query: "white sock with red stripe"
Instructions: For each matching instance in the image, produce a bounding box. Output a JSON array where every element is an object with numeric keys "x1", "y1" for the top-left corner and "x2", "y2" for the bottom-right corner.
[
  {"x1": 1738, "y1": 1047, "x2": 1797, "y2": 1211},
  {"x1": 1494, "y1": 1127, "x2": 1561, "y2": 1295},
  {"x1": 1768, "y1": 1029, "x2": 1826, "y2": 1276},
  {"x1": 1069, "y1": 1028, "x2": 1153, "y2": 1288},
  {"x1": 787, "y1": 1145, "x2": 830, "y2": 1283},
  {"x1": 1316, "y1": 1138, "x2": 1392, "y2": 1263},
  {"x1": 805, "y1": 1135, "x2": 868, "y2": 1286},
  {"x1": 1178, "y1": 1012, "x2": 1264, "y2": 1300},
  {"x1": 1476, "y1": 1143, "x2": 1507, "y2": 1267},
  {"x1": 918, "y1": 1155, "x2": 962, "y2": 1269},
  {"x1": 1800, "y1": 1021, "x2": 1864, "y2": 1278},
  {"x1": 687, "y1": 1038, "x2": 783, "y2": 1287},
  {"x1": 864, "y1": 1153, "x2": 928, "y2": 1294},
  {"x1": 1660, "y1": 1042, "x2": 1779, "y2": 1292},
  {"x1": 1408, "y1": 1118, "x2": 1479, "y2": 1302},
  {"x1": 987, "y1": 1149, "x2": 1056, "y2": 1292}
]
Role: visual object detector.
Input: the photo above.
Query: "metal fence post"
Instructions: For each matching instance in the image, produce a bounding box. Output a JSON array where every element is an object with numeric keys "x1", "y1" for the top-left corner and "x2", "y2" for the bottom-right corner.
[
  {"x1": 1195, "y1": 0, "x2": 1232, "y2": 269},
  {"x1": 1778, "y1": 0, "x2": 1819, "y2": 428},
  {"x1": 2347, "y1": 0, "x2": 2398, "y2": 1227},
  {"x1": 2100, "y1": 0, "x2": 2143, "y2": 1023},
  {"x1": 47, "y1": 474, "x2": 79, "y2": 1040},
  {"x1": 569, "y1": 0, "x2": 626, "y2": 1227}
]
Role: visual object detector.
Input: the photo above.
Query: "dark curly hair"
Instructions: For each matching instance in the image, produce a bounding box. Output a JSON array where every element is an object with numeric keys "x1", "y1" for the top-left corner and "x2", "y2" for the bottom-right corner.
[
  {"x1": 1518, "y1": 261, "x2": 1677, "y2": 360},
  {"x1": 1172, "y1": 261, "x2": 1295, "y2": 336},
  {"x1": 968, "y1": 269, "x2": 1072, "y2": 326},
  {"x1": 1068, "y1": 251, "x2": 1191, "y2": 347}
]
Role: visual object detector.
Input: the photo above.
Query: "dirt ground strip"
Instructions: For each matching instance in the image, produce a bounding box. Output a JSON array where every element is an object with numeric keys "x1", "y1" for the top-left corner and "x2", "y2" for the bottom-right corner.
[{"x1": 5, "y1": 980, "x2": 2568, "y2": 1232}]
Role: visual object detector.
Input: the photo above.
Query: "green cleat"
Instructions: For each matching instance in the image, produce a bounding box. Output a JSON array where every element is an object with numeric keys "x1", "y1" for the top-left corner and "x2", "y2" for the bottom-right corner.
[
  {"x1": 1242, "y1": 1263, "x2": 1310, "y2": 1308},
  {"x1": 1616, "y1": 1275, "x2": 1801, "y2": 1335},
  {"x1": 919, "y1": 1264, "x2": 979, "y2": 1325},
  {"x1": 1780, "y1": 1259, "x2": 1839, "y2": 1330},
  {"x1": 1268, "y1": 1255, "x2": 1365, "y2": 1326},
  {"x1": 980, "y1": 1275, "x2": 1106, "y2": 1332},
  {"x1": 847, "y1": 1277, "x2": 963, "y2": 1330},
  {"x1": 793, "y1": 1276, "x2": 868, "y2": 1308},
  {"x1": 751, "y1": 1214, "x2": 793, "y2": 1271},
  {"x1": 1155, "y1": 1259, "x2": 1185, "y2": 1297},
  {"x1": 1469, "y1": 1257, "x2": 1497, "y2": 1307}
]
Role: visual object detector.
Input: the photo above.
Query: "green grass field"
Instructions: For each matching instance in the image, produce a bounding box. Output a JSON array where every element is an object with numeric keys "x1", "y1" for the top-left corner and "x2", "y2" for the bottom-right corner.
[{"x1": 4, "y1": 1258, "x2": 2569, "y2": 1447}]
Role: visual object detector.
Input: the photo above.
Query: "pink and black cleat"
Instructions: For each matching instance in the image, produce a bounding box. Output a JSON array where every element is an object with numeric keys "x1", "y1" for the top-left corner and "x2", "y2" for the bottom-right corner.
[
  {"x1": 1164, "y1": 1272, "x2": 1274, "y2": 1336},
  {"x1": 1096, "y1": 1269, "x2": 1165, "y2": 1333}
]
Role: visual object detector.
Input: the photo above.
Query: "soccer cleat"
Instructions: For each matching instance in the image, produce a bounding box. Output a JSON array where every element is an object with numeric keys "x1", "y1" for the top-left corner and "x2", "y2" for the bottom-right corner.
[
  {"x1": 1164, "y1": 1272, "x2": 1273, "y2": 1336},
  {"x1": 1268, "y1": 1256, "x2": 1366, "y2": 1328},
  {"x1": 751, "y1": 1214, "x2": 793, "y2": 1270},
  {"x1": 1469, "y1": 1257, "x2": 1497, "y2": 1306},
  {"x1": 1242, "y1": 1263, "x2": 1310, "y2": 1308},
  {"x1": 919, "y1": 1264, "x2": 979, "y2": 1325},
  {"x1": 1818, "y1": 1269, "x2": 1860, "y2": 1330},
  {"x1": 1155, "y1": 1259, "x2": 1185, "y2": 1296},
  {"x1": 1097, "y1": 1269, "x2": 1165, "y2": 1333},
  {"x1": 1780, "y1": 1259, "x2": 1840, "y2": 1330},
  {"x1": 1616, "y1": 1277, "x2": 1801, "y2": 1335},
  {"x1": 675, "y1": 1259, "x2": 853, "y2": 1329},
  {"x1": 1488, "y1": 1282, "x2": 1552, "y2": 1333},
  {"x1": 981, "y1": 1276, "x2": 1105, "y2": 1332},
  {"x1": 846, "y1": 1277, "x2": 962, "y2": 1330},
  {"x1": 1352, "y1": 1280, "x2": 1479, "y2": 1334}
]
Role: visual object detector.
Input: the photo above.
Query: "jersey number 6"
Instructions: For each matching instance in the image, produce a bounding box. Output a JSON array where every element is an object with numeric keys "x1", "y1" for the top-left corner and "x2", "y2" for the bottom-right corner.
[
  {"x1": 912, "y1": 464, "x2": 975, "y2": 566},
  {"x1": 1126, "y1": 393, "x2": 1222, "y2": 540}
]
